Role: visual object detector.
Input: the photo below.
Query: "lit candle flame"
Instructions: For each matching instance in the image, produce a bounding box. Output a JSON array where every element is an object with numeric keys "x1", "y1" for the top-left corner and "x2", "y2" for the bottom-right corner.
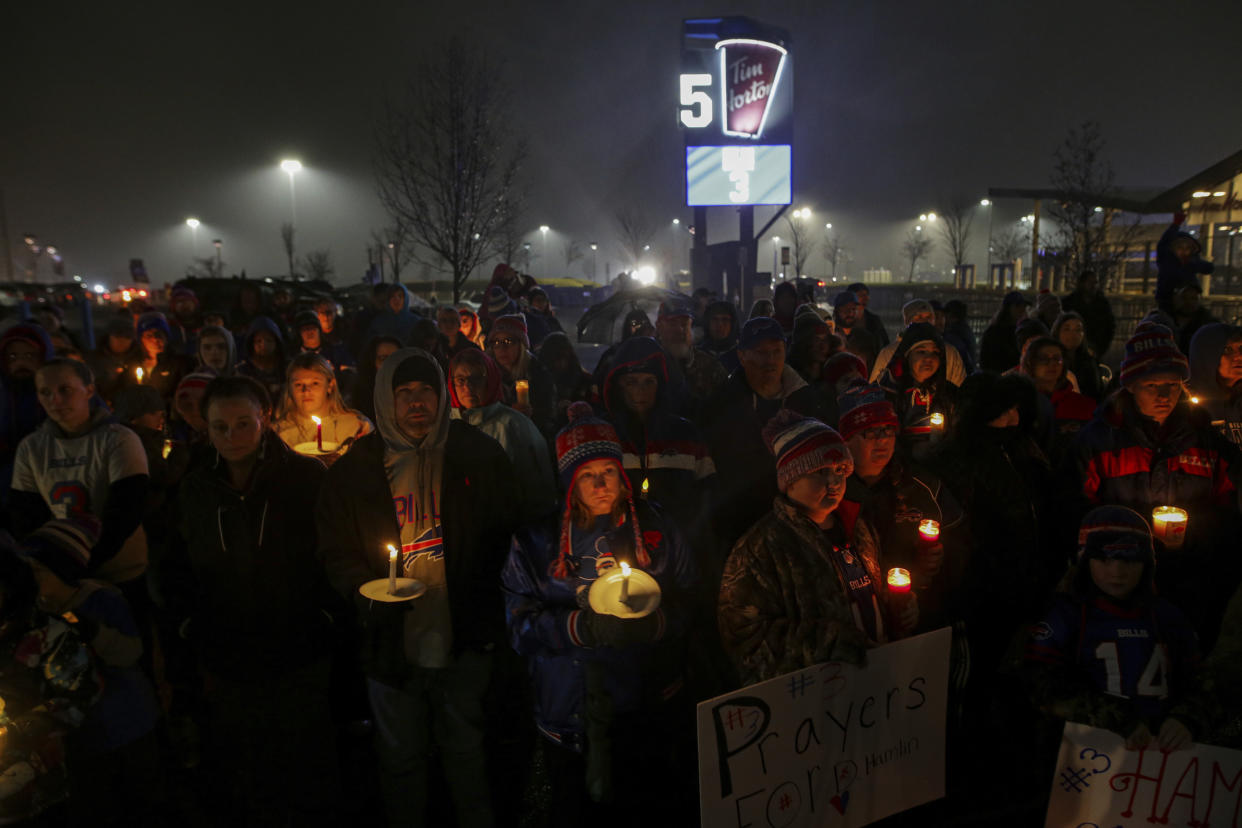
[
  {"x1": 641, "y1": 478, "x2": 649, "y2": 494},
  {"x1": 135, "y1": 367, "x2": 144, "y2": 383},
  {"x1": 620, "y1": 562, "x2": 631, "y2": 577},
  {"x1": 886, "y1": 567, "x2": 912, "y2": 591},
  {"x1": 387, "y1": 544, "x2": 398, "y2": 561},
  {"x1": 1190, "y1": 396, "x2": 1200, "y2": 404},
  {"x1": 918, "y1": 519, "x2": 940, "y2": 541},
  {"x1": 311, "y1": 415, "x2": 322, "y2": 425},
  {"x1": 929, "y1": 412, "x2": 944, "y2": 427},
  {"x1": 162, "y1": 439, "x2": 172, "y2": 459}
]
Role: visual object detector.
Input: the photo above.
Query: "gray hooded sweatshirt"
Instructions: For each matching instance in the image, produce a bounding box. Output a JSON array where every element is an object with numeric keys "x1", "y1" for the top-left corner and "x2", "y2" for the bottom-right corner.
[{"x1": 374, "y1": 348, "x2": 453, "y2": 668}]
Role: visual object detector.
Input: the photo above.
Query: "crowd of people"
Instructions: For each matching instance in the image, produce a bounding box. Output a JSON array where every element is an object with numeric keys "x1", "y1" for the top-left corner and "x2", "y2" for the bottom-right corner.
[{"x1": 0, "y1": 225, "x2": 1239, "y2": 825}]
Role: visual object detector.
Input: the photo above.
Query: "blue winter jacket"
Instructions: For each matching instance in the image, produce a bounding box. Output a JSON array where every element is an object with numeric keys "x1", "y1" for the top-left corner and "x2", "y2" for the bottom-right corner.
[{"x1": 501, "y1": 502, "x2": 698, "y2": 752}]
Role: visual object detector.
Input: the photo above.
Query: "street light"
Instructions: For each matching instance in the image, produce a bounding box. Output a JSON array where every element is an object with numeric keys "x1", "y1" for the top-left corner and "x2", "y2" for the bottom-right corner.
[
  {"x1": 825, "y1": 223, "x2": 832, "y2": 230},
  {"x1": 280, "y1": 159, "x2": 302, "y2": 224},
  {"x1": 590, "y1": 242, "x2": 599, "y2": 283},
  {"x1": 185, "y1": 218, "x2": 200, "y2": 257},
  {"x1": 980, "y1": 199, "x2": 990, "y2": 207},
  {"x1": 539, "y1": 225, "x2": 549, "y2": 271},
  {"x1": 772, "y1": 235, "x2": 781, "y2": 279}
]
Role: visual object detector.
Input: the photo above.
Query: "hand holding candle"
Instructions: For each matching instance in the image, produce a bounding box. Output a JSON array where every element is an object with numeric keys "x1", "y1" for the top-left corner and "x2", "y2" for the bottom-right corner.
[
  {"x1": 387, "y1": 544, "x2": 399, "y2": 595},
  {"x1": 917, "y1": 519, "x2": 944, "y2": 577},
  {"x1": 887, "y1": 567, "x2": 912, "y2": 593},
  {"x1": 1151, "y1": 506, "x2": 1188, "y2": 549},
  {"x1": 886, "y1": 567, "x2": 919, "y2": 635}
]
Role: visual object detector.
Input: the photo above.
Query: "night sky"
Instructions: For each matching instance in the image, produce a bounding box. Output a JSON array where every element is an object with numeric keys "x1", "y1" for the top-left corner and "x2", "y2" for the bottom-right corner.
[{"x1": 7, "y1": 0, "x2": 1241, "y2": 288}]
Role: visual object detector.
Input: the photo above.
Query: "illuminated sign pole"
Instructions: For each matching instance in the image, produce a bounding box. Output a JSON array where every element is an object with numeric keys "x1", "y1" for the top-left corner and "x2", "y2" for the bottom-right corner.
[{"x1": 679, "y1": 17, "x2": 792, "y2": 302}]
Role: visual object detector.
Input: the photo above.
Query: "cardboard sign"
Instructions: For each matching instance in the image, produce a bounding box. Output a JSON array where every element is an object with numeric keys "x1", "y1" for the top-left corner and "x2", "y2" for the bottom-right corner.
[
  {"x1": 697, "y1": 627, "x2": 951, "y2": 828},
  {"x1": 1046, "y1": 722, "x2": 1242, "y2": 827}
]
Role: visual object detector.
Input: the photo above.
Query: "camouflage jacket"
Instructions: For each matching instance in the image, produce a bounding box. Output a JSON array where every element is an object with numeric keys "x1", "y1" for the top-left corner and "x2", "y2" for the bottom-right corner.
[{"x1": 718, "y1": 497, "x2": 890, "y2": 686}]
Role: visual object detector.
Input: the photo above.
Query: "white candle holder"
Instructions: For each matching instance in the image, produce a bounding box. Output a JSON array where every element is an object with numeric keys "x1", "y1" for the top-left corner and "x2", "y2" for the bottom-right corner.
[{"x1": 588, "y1": 565, "x2": 661, "y2": 618}]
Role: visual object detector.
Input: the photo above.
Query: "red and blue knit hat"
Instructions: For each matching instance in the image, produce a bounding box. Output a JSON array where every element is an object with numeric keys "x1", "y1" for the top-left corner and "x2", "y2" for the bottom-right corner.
[
  {"x1": 1077, "y1": 505, "x2": 1153, "y2": 563},
  {"x1": 837, "y1": 384, "x2": 899, "y2": 441},
  {"x1": 488, "y1": 313, "x2": 529, "y2": 349},
  {"x1": 761, "y1": 409, "x2": 852, "y2": 492},
  {"x1": 551, "y1": 402, "x2": 647, "y2": 578},
  {"x1": 1120, "y1": 324, "x2": 1189, "y2": 387}
]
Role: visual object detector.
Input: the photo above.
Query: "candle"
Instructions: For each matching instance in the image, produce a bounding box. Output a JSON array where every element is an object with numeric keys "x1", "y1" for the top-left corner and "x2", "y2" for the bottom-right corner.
[
  {"x1": 162, "y1": 439, "x2": 172, "y2": 459},
  {"x1": 918, "y1": 519, "x2": 940, "y2": 543},
  {"x1": 135, "y1": 367, "x2": 144, "y2": 384},
  {"x1": 929, "y1": 412, "x2": 944, "y2": 428},
  {"x1": 1151, "y1": 506, "x2": 1188, "y2": 549},
  {"x1": 515, "y1": 379, "x2": 530, "y2": 406},
  {"x1": 311, "y1": 415, "x2": 323, "y2": 451},
  {"x1": 640, "y1": 478, "x2": 649, "y2": 500},
  {"x1": 618, "y1": 562, "x2": 631, "y2": 603},
  {"x1": 387, "y1": 544, "x2": 399, "y2": 594},
  {"x1": 886, "y1": 567, "x2": 912, "y2": 594},
  {"x1": 1189, "y1": 396, "x2": 1201, "y2": 404}
]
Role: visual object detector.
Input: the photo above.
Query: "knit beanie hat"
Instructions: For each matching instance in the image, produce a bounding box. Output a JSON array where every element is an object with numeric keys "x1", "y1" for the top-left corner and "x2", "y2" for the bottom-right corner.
[
  {"x1": 822, "y1": 352, "x2": 867, "y2": 387},
  {"x1": 488, "y1": 314, "x2": 529, "y2": 349},
  {"x1": 170, "y1": 286, "x2": 199, "y2": 307},
  {"x1": 1120, "y1": 325, "x2": 1189, "y2": 387},
  {"x1": 837, "y1": 384, "x2": 899, "y2": 441},
  {"x1": 902, "y1": 299, "x2": 933, "y2": 323},
  {"x1": 486, "y1": 286, "x2": 515, "y2": 318},
  {"x1": 391, "y1": 354, "x2": 442, "y2": 392},
  {"x1": 135, "y1": 311, "x2": 171, "y2": 340},
  {"x1": 112, "y1": 385, "x2": 165, "y2": 423},
  {"x1": 1077, "y1": 505, "x2": 1154, "y2": 564},
  {"x1": 175, "y1": 372, "x2": 214, "y2": 401},
  {"x1": 20, "y1": 516, "x2": 100, "y2": 584},
  {"x1": 551, "y1": 402, "x2": 648, "y2": 578},
  {"x1": 761, "y1": 409, "x2": 852, "y2": 492}
]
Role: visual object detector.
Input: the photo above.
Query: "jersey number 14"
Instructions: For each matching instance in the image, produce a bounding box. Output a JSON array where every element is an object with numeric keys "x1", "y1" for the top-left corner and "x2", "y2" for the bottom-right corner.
[{"x1": 1095, "y1": 642, "x2": 1169, "y2": 699}]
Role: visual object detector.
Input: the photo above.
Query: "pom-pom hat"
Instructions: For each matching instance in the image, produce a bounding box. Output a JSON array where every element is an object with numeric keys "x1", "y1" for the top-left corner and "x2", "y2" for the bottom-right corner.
[
  {"x1": 761, "y1": 409, "x2": 852, "y2": 492},
  {"x1": 1120, "y1": 325, "x2": 1189, "y2": 387},
  {"x1": 837, "y1": 384, "x2": 899, "y2": 441},
  {"x1": 551, "y1": 402, "x2": 648, "y2": 578}
]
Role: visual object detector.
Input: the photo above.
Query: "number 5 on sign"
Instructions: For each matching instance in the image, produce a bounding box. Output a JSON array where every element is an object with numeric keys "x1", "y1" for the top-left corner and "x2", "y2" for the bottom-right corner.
[{"x1": 679, "y1": 74, "x2": 713, "y2": 128}]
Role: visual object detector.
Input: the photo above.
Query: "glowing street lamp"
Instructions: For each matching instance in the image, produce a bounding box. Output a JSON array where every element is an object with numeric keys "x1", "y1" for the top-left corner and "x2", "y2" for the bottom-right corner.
[
  {"x1": 772, "y1": 235, "x2": 782, "y2": 279},
  {"x1": 280, "y1": 159, "x2": 302, "y2": 224},
  {"x1": 185, "y1": 217, "x2": 201, "y2": 256}
]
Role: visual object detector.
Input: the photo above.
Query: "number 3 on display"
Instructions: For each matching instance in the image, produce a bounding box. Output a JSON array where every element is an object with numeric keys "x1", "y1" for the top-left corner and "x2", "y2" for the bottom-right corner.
[{"x1": 679, "y1": 74, "x2": 713, "y2": 128}]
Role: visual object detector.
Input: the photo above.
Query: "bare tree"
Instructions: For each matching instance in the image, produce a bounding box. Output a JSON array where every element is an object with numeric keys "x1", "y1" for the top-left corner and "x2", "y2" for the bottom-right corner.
[
  {"x1": 1046, "y1": 121, "x2": 1141, "y2": 288},
  {"x1": 991, "y1": 224, "x2": 1031, "y2": 263},
  {"x1": 496, "y1": 207, "x2": 528, "y2": 268},
  {"x1": 614, "y1": 207, "x2": 656, "y2": 266},
  {"x1": 186, "y1": 255, "x2": 223, "y2": 279},
  {"x1": 822, "y1": 232, "x2": 847, "y2": 280},
  {"x1": 301, "y1": 249, "x2": 334, "y2": 282},
  {"x1": 280, "y1": 223, "x2": 296, "y2": 278},
  {"x1": 562, "y1": 240, "x2": 583, "y2": 273},
  {"x1": 783, "y1": 213, "x2": 813, "y2": 277},
  {"x1": 374, "y1": 38, "x2": 527, "y2": 302},
  {"x1": 902, "y1": 230, "x2": 932, "y2": 283},
  {"x1": 936, "y1": 195, "x2": 974, "y2": 288}
]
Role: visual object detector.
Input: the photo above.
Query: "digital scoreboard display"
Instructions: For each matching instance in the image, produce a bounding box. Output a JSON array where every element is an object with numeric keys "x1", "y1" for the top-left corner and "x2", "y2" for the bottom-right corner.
[{"x1": 680, "y1": 18, "x2": 792, "y2": 207}]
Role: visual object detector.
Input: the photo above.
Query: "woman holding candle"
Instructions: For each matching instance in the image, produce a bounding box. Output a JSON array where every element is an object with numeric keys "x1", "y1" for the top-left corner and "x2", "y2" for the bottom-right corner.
[
  {"x1": 162, "y1": 375, "x2": 341, "y2": 823},
  {"x1": 718, "y1": 410, "x2": 918, "y2": 687},
  {"x1": 876, "y1": 322, "x2": 957, "y2": 461},
  {"x1": 1025, "y1": 506, "x2": 1206, "y2": 751},
  {"x1": 274, "y1": 353, "x2": 372, "y2": 466},
  {"x1": 503, "y1": 402, "x2": 699, "y2": 825},
  {"x1": 1063, "y1": 323, "x2": 1242, "y2": 645},
  {"x1": 123, "y1": 311, "x2": 189, "y2": 401},
  {"x1": 486, "y1": 313, "x2": 557, "y2": 436}
]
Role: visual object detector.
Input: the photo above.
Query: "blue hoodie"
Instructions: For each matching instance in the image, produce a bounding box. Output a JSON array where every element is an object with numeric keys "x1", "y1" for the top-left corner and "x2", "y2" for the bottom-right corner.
[
  {"x1": 1189, "y1": 322, "x2": 1242, "y2": 446},
  {"x1": 236, "y1": 316, "x2": 288, "y2": 401},
  {"x1": 363, "y1": 284, "x2": 421, "y2": 345}
]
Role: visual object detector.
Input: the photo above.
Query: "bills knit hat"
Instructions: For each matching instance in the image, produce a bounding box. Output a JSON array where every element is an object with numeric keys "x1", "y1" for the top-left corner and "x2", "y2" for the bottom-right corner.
[
  {"x1": 1120, "y1": 325, "x2": 1189, "y2": 387},
  {"x1": 135, "y1": 311, "x2": 171, "y2": 340},
  {"x1": 488, "y1": 313, "x2": 530, "y2": 349},
  {"x1": 486, "y1": 286, "x2": 515, "y2": 318},
  {"x1": 551, "y1": 402, "x2": 647, "y2": 578},
  {"x1": 738, "y1": 316, "x2": 786, "y2": 351},
  {"x1": 837, "y1": 384, "x2": 899, "y2": 441},
  {"x1": 176, "y1": 372, "x2": 215, "y2": 401},
  {"x1": 1077, "y1": 505, "x2": 1154, "y2": 564},
  {"x1": 762, "y1": 409, "x2": 852, "y2": 492},
  {"x1": 20, "y1": 516, "x2": 101, "y2": 584}
]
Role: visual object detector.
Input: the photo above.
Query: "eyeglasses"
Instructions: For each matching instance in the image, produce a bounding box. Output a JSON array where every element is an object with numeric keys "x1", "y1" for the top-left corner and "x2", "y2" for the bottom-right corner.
[
  {"x1": 489, "y1": 338, "x2": 520, "y2": 348},
  {"x1": 861, "y1": 425, "x2": 897, "y2": 440}
]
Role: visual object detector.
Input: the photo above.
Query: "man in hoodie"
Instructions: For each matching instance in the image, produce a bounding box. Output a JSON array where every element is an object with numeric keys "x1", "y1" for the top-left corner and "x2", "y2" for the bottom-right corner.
[
  {"x1": 654, "y1": 299, "x2": 727, "y2": 422},
  {"x1": 703, "y1": 317, "x2": 816, "y2": 551},
  {"x1": 699, "y1": 299, "x2": 741, "y2": 373},
  {"x1": 235, "y1": 315, "x2": 289, "y2": 402},
  {"x1": 363, "y1": 283, "x2": 422, "y2": 345},
  {"x1": 0, "y1": 323, "x2": 53, "y2": 513},
  {"x1": 1189, "y1": 323, "x2": 1242, "y2": 445},
  {"x1": 1156, "y1": 211, "x2": 1215, "y2": 314},
  {"x1": 318, "y1": 348, "x2": 517, "y2": 828},
  {"x1": 833, "y1": 290, "x2": 880, "y2": 373},
  {"x1": 168, "y1": 286, "x2": 202, "y2": 356}
]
